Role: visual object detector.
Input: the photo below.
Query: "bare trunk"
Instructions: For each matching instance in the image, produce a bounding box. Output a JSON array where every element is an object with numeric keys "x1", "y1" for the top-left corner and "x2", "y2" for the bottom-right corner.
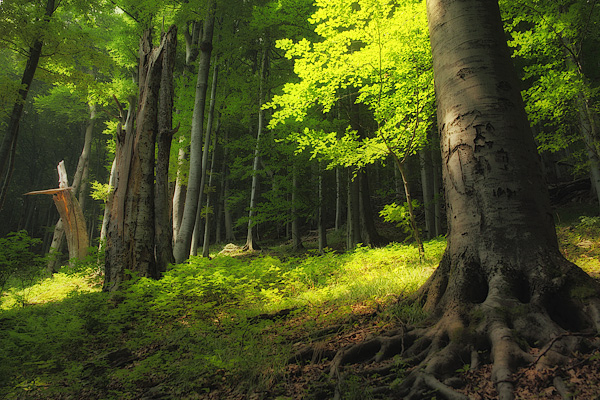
[
  {"x1": 346, "y1": 169, "x2": 361, "y2": 249},
  {"x1": 335, "y1": 167, "x2": 343, "y2": 230},
  {"x1": 105, "y1": 26, "x2": 177, "y2": 291},
  {"x1": 318, "y1": 165, "x2": 327, "y2": 254},
  {"x1": 420, "y1": 148, "x2": 435, "y2": 239},
  {"x1": 173, "y1": 1, "x2": 216, "y2": 263},
  {"x1": 155, "y1": 26, "x2": 178, "y2": 272},
  {"x1": 0, "y1": 0, "x2": 56, "y2": 210},
  {"x1": 401, "y1": 1, "x2": 600, "y2": 397},
  {"x1": 291, "y1": 166, "x2": 303, "y2": 251},
  {"x1": 172, "y1": 144, "x2": 187, "y2": 241},
  {"x1": 358, "y1": 169, "x2": 386, "y2": 247},
  {"x1": 243, "y1": 47, "x2": 268, "y2": 252},
  {"x1": 192, "y1": 58, "x2": 219, "y2": 256},
  {"x1": 202, "y1": 117, "x2": 219, "y2": 258}
]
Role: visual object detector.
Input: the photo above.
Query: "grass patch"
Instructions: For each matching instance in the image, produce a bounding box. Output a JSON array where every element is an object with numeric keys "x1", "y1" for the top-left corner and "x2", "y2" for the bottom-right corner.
[
  {"x1": 1, "y1": 215, "x2": 596, "y2": 400},
  {"x1": 0, "y1": 239, "x2": 441, "y2": 399}
]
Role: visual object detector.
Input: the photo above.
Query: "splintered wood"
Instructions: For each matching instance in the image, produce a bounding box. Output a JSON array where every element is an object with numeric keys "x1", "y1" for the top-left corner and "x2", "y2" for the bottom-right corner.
[{"x1": 25, "y1": 161, "x2": 88, "y2": 260}]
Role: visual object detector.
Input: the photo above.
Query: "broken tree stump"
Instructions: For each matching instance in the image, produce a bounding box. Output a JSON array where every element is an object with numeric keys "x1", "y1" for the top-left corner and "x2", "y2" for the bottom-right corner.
[{"x1": 25, "y1": 161, "x2": 89, "y2": 261}]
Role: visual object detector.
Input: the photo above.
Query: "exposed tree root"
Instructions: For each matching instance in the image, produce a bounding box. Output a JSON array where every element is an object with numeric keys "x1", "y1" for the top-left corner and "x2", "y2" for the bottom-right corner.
[{"x1": 314, "y1": 251, "x2": 600, "y2": 400}]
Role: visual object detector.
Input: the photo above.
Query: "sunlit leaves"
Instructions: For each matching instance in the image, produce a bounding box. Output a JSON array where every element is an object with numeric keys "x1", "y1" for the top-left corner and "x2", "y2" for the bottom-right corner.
[{"x1": 267, "y1": 0, "x2": 433, "y2": 169}]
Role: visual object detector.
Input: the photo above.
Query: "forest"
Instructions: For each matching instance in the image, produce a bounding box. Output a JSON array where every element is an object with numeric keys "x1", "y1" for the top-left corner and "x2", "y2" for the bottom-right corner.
[{"x1": 1, "y1": 0, "x2": 600, "y2": 398}]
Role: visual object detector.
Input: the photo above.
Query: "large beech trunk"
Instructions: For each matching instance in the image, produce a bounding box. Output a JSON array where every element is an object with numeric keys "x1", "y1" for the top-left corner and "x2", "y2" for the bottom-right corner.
[
  {"x1": 104, "y1": 26, "x2": 177, "y2": 291},
  {"x1": 328, "y1": 2, "x2": 600, "y2": 399},
  {"x1": 410, "y1": 0, "x2": 600, "y2": 397}
]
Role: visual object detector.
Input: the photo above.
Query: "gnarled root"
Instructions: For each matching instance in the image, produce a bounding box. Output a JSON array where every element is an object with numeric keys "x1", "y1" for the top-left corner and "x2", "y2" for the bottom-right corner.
[{"x1": 324, "y1": 253, "x2": 600, "y2": 400}]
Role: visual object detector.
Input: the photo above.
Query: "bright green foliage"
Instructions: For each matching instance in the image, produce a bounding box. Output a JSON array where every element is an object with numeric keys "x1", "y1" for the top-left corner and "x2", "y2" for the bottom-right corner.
[
  {"x1": 380, "y1": 200, "x2": 421, "y2": 234},
  {"x1": 502, "y1": 0, "x2": 600, "y2": 154},
  {"x1": 268, "y1": 0, "x2": 434, "y2": 169},
  {"x1": 0, "y1": 239, "x2": 443, "y2": 398},
  {"x1": 0, "y1": 231, "x2": 46, "y2": 292}
]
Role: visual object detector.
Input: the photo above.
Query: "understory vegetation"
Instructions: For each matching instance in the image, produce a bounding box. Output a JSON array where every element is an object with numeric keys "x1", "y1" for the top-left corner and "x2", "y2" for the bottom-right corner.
[{"x1": 1, "y1": 209, "x2": 599, "y2": 400}]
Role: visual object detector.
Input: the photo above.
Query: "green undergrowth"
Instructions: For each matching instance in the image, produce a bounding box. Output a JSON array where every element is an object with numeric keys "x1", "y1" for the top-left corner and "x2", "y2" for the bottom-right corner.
[
  {"x1": 557, "y1": 214, "x2": 600, "y2": 278},
  {"x1": 0, "y1": 239, "x2": 444, "y2": 399},
  {"x1": 0, "y1": 213, "x2": 596, "y2": 399}
]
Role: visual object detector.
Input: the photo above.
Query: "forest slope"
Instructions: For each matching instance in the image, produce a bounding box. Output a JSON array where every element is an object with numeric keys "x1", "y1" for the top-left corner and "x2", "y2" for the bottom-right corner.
[{"x1": 0, "y1": 206, "x2": 599, "y2": 399}]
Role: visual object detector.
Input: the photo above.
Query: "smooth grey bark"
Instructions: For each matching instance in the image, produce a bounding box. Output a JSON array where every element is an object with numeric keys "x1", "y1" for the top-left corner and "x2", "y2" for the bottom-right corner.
[
  {"x1": 202, "y1": 117, "x2": 219, "y2": 258},
  {"x1": 191, "y1": 57, "x2": 219, "y2": 256},
  {"x1": 318, "y1": 165, "x2": 327, "y2": 254},
  {"x1": 335, "y1": 167, "x2": 343, "y2": 230},
  {"x1": 243, "y1": 47, "x2": 268, "y2": 252},
  {"x1": 0, "y1": 0, "x2": 56, "y2": 210},
  {"x1": 346, "y1": 169, "x2": 361, "y2": 249},
  {"x1": 173, "y1": 1, "x2": 216, "y2": 263},
  {"x1": 394, "y1": 1, "x2": 600, "y2": 398},
  {"x1": 291, "y1": 166, "x2": 303, "y2": 251}
]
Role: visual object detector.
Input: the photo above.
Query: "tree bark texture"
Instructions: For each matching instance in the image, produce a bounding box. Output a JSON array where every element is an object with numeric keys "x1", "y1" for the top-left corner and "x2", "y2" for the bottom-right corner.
[
  {"x1": 399, "y1": 0, "x2": 600, "y2": 397},
  {"x1": 202, "y1": 117, "x2": 219, "y2": 258},
  {"x1": 243, "y1": 47, "x2": 268, "y2": 252},
  {"x1": 104, "y1": 26, "x2": 177, "y2": 291},
  {"x1": 155, "y1": 27, "x2": 178, "y2": 272},
  {"x1": 192, "y1": 57, "x2": 219, "y2": 256},
  {"x1": 173, "y1": 1, "x2": 216, "y2": 263}
]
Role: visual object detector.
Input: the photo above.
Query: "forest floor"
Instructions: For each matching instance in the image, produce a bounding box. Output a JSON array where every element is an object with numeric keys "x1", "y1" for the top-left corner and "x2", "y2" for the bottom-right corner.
[{"x1": 1, "y1": 203, "x2": 599, "y2": 399}]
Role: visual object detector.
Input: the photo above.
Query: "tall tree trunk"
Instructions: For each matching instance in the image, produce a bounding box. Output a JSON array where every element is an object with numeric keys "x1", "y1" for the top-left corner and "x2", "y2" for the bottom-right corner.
[
  {"x1": 396, "y1": 1, "x2": 600, "y2": 397},
  {"x1": 243, "y1": 47, "x2": 268, "y2": 252},
  {"x1": 202, "y1": 117, "x2": 219, "y2": 258},
  {"x1": 291, "y1": 166, "x2": 304, "y2": 251},
  {"x1": 191, "y1": 58, "x2": 219, "y2": 256},
  {"x1": 346, "y1": 169, "x2": 361, "y2": 249},
  {"x1": 173, "y1": 1, "x2": 216, "y2": 263},
  {"x1": 420, "y1": 147, "x2": 435, "y2": 239},
  {"x1": 335, "y1": 167, "x2": 343, "y2": 231},
  {"x1": 318, "y1": 164, "x2": 327, "y2": 254},
  {"x1": 0, "y1": 0, "x2": 56, "y2": 210},
  {"x1": 358, "y1": 169, "x2": 386, "y2": 247},
  {"x1": 215, "y1": 130, "x2": 228, "y2": 243},
  {"x1": 104, "y1": 26, "x2": 177, "y2": 291},
  {"x1": 155, "y1": 27, "x2": 178, "y2": 272}
]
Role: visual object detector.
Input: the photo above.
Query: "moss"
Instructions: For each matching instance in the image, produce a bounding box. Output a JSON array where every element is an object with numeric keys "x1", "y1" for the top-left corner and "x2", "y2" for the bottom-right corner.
[{"x1": 570, "y1": 284, "x2": 598, "y2": 301}]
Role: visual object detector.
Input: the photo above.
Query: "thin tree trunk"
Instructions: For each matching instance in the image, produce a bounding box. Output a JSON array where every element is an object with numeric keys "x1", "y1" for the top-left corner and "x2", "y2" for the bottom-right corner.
[
  {"x1": 335, "y1": 167, "x2": 343, "y2": 230},
  {"x1": 0, "y1": 0, "x2": 56, "y2": 210},
  {"x1": 172, "y1": 143, "x2": 187, "y2": 241},
  {"x1": 420, "y1": 148, "x2": 435, "y2": 239},
  {"x1": 202, "y1": 117, "x2": 219, "y2": 258},
  {"x1": 173, "y1": 1, "x2": 216, "y2": 263},
  {"x1": 318, "y1": 164, "x2": 327, "y2": 254},
  {"x1": 291, "y1": 166, "x2": 303, "y2": 250},
  {"x1": 191, "y1": 58, "x2": 219, "y2": 256},
  {"x1": 243, "y1": 47, "x2": 268, "y2": 252},
  {"x1": 358, "y1": 168, "x2": 386, "y2": 246},
  {"x1": 346, "y1": 169, "x2": 361, "y2": 249}
]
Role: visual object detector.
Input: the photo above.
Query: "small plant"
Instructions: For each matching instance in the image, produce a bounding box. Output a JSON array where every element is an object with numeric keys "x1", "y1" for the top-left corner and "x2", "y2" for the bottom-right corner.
[{"x1": 0, "y1": 231, "x2": 46, "y2": 292}]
